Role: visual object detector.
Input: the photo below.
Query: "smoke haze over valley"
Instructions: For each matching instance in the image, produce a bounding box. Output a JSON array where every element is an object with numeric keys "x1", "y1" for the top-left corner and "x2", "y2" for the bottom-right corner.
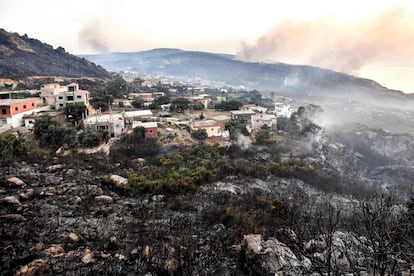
[{"x1": 2, "y1": 0, "x2": 414, "y2": 92}]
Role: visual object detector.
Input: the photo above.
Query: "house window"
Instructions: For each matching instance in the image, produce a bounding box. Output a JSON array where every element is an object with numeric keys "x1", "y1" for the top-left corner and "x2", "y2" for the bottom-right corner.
[
  {"x1": 149, "y1": 130, "x2": 153, "y2": 134},
  {"x1": 23, "y1": 105, "x2": 27, "y2": 109},
  {"x1": 15, "y1": 107, "x2": 19, "y2": 111},
  {"x1": 67, "y1": 96, "x2": 74, "y2": 101},
  {"x1": 59, "y1": 104, "x2": 64, "y2": 107},
  {"x1": 2, "y1": 108, "x2": 7, "y2": 115},
  {"x1": 32, "y1": 103, "x2": 35, "y2": 107},
  {"x1": 76, "y1": 95, "x2": 82, "y2": 99},
  {"x1": 58, "y1": 96, "x2": 63, "y2": 100},
  {"x1": 2, "y1": 119, "x2": 7, "y2": 125},
  {"x1": 68, "y1": 86, "x2": 75, "y2": 92},
  {"x1": 28, "y1": 120, "x2": 33, "y2": 124}
]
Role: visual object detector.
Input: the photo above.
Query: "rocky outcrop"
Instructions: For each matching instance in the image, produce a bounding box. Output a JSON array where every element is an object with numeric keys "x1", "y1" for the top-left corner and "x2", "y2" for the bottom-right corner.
[{"x1": 239, "y1": 234, "x2": 307, "y2": 275}]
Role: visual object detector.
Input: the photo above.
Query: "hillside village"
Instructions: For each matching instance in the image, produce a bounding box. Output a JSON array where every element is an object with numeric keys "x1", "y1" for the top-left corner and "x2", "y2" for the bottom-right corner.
[{"x1": 0, "y1": 76, "x2": 295, "y2": 150}]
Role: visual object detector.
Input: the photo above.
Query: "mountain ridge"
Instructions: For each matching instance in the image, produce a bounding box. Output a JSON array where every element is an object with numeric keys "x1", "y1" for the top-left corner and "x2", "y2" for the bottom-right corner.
[
  {"x1": 0, "y1": 29, "x2": 110, "y2": 79},
  {"x1": 83, "y1": 48, "x2": 411, "y2": 103}
]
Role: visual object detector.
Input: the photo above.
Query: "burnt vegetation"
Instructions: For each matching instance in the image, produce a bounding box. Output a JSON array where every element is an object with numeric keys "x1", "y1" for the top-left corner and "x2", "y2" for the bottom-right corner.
[{"x1": 1, "y1": 104, "x2": 414, "y2": 274}]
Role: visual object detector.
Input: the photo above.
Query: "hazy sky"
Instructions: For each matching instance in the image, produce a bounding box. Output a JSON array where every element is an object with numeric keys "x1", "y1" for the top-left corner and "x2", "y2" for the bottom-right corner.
[{"x1": 1, "y1": 0, "x2": 414, "y2": 92}]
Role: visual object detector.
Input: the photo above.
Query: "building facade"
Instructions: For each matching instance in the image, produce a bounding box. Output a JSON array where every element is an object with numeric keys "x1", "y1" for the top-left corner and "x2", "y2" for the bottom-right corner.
[{"x1": 0, "y1": 98, "x2": 43, "y2": 128}]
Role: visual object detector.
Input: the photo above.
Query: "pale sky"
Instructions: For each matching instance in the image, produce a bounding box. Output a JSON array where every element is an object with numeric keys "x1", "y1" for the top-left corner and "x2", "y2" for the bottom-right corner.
[{"x1": 1, "y1": 0, "x2": 414, "y2": 92}]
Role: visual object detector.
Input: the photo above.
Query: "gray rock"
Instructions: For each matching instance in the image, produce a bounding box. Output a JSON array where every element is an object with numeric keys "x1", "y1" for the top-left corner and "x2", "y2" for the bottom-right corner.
[
  {"x1": 95, "y1": 195, "x2": 113, "y2": 204},
  {"x1": 6, "y1": 176, "x2": 25, "y2": 187},
  {"x1": 68, "y1": 232, "x2": 80, "y2": 242},
  {"x1": 47, "y1": 164, "x2": 64, "y2": 172},
  {"x1": 0, "y1": 213, "x2": 26, "y2": 222},
  {"x1": 240, "y1": 234, "x2": 303, "y2": 274},
  {"x1": 15, "y1": 258, "x2": 49, "y2": 276},
  {"x1": 82, "y1": 249, "x2": 95, "y2": 264},
  {"x1": 108, "y1": 174, "x2": 129, "y2": 190},
  {"x1": 43, "y1": 245, "x2": 65, "y2": 256},
  {"x1": 65, "y1": 169, "x2": 76, "y2": 177},
  {"x1": 18, "y1": 189, "x2": 34, "y2": 200},
  {"x1": 3, "y1": 196, "x2": 21, "y2": 205}
]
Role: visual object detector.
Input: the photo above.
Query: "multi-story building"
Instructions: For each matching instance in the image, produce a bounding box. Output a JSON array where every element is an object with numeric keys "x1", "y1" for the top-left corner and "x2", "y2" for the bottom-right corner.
[
  {"x1": 250, "y1": 114, "x2": 277, "y2": 131},
  {"x1": 40, "y1": 83, "x2": 90, "y2": 110},
  {"x1": 0, "y1": 98, "x2": 44, "y2": 128},
  {"x1": 230, "y1": 110, "x2": 256, "y2": 124},
  {"x1": 54, "y1": 83, "x2": 90, "y2": 110}
]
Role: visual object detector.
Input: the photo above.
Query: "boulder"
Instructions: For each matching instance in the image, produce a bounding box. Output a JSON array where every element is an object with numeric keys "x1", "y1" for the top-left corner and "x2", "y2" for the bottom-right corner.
[
  {"x1": 44, "y1": 245, "x2": 65, "y2": 256},
  {"x1": 3, "y1": 195, "x2": 21, "y2": 205},
  {"x1": 15, "y1": 259, "x2": 49, "y2": 276},
  {"x1": 68, "y1": 232, "x2": 80, "y2": 243},
  {"x1": 82, "y1": 249, "x2": 95, "y2": 264},
  {"x1": 46, "y1": 164, "x2": 64, "y2": 172},
  {"x1": 65, "y1": 169, "x2": 75, "y2": 177},
  {"x1": 19, "y1": 189, "x2": 34, "y2": 200},
  {"x1": 240, "y1": 234, "x2": 303, "y2": 274},
  {"x1": 6, "y1": 176, "x2": 25, "y2": 187},
  {"x1": 0, "y1": 213, "x2": 25, "y2": 222},
  {"x1": 103, "y1": 174, "x2": 129, "y2": 190},
  {"x1": 95, "y1": 195, "x2": 113, "y2": 204}
]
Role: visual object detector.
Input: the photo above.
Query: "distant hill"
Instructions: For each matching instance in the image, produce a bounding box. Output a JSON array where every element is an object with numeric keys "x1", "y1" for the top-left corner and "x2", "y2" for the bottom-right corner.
[
  {"x1": 83, "y1": 48, "x2": 412, "y2": 105},
  {"x1": 0, "y1": 29, "x2": 110, "y2": 79}
]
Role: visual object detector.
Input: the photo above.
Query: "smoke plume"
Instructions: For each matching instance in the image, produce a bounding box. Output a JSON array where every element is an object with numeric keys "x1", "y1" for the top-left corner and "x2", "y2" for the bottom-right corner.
[
  {"x1": 238, "y1": 6, "x2": 414, "y2": 74},
  {"x1": 78, "y1": 19, "x2": 110, "y2": 53}
]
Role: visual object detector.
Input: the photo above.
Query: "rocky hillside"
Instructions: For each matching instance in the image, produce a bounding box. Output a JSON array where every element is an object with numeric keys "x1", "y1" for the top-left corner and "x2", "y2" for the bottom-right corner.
[
  {"x1": 1, "y1": 108, "x2": 414, "y2": 274},
  {"x1": 0, "y1": 29, "x2": 110, "y2": 79}
]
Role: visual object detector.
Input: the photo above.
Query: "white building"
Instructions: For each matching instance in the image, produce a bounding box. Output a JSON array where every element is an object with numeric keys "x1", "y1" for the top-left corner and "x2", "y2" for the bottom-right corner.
[
  {"x1": 83, "y1": 113, "x2": 125, "y2": 137},
  {"x1": 250, "y1": 114, "x2": 277, "y2": 130}
]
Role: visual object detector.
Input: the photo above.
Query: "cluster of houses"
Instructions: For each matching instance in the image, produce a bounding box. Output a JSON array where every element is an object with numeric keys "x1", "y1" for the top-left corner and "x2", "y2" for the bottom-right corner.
[{"x1": 0, "y1": 81, "x2": 294, "y2": 142}]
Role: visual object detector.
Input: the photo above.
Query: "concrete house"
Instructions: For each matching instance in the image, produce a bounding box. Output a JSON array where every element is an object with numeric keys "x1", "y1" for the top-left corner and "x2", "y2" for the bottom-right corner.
[
  {"x1": 83, "y1": 112, "x2": 125, "y2": 137},
  {"x1": 132, "y1": 122, "x2": 158, "y2": 138},
  {"x1": 23, "y1": 111, "x2": 65, "y2": 130},
  {"x1": 250, "y1": 114, "x2": 277, "y2": 131},
  {"x1": 230, "y1": 110, "x2": 256, "y2": 123},
  {"x1": 55, "y1": 83, "x2": 90, "y2": 110},
  {"x1": 191, "y1": 120, "x2": 227, "y2": 139},
  {"x1": 0, "y1": 98, "x2": 44, "y2": 128}
]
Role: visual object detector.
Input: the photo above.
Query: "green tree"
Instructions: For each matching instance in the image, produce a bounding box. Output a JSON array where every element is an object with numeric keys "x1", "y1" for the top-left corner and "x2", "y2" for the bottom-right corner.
[
  {"x1": 105, "y1": 76, "x2": 128, "y2": 98},
  {"x1": 0, "y1": 133, "x2": 44, "y2": 164},
  {"x1": 33, "y1": 116, "x2": 77, "y2": 149},
  {"x1": 191, "y1": 129, "x2": 208, "y2": 141},
  {"x1": 154, "y1": 95, "x2": 171, "y2": 105},
  {"x1": 65, "y1": 103, "x2": 87, "y2": 126},
  {"x1": 255, "y1": 125, "x2": 271, "y2": 145},
  {"x1": 215, "y1": 100, "x2": 242, "y2": 111},
  {"x1": 132, "y1": 98, "x2": 145, "y2": 109},
  {"x1": 171, "y1": 98, "x2": 190, "y2": 113},
  {"x1": 79, "y1": 130, "x2": 108, "y2": 147},
  {"x1": 225, "y1": 121, "x2": 249, "y2": 140}
]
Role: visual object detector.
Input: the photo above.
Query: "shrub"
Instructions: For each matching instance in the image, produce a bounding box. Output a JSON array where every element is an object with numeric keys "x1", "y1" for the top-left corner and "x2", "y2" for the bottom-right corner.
[{"x1": 0, "y1": 133, "x2": 46, "y2": 164}]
